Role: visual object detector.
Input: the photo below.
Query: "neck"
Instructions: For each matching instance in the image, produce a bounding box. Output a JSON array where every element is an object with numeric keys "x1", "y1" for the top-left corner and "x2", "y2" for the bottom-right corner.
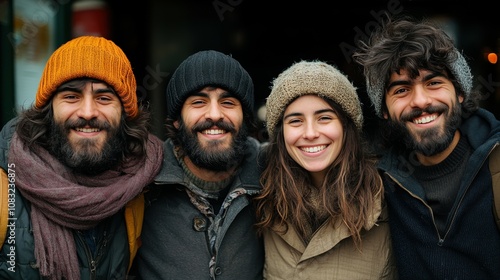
[
  {"x1": 417, "y1": 130, "x2": 461, "y2": 166},
  {"x1": 310, "y1": 170, "x2": 326, "y2": 189},
  {"x1": 183, "y1": 156, "x2": 236, "y2": 182}
]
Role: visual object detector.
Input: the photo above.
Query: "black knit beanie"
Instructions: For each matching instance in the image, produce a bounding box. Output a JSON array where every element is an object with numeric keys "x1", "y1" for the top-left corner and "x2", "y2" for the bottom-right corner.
[{"x1": 166, "y1": 50, "x2": 254, "y2": 120}]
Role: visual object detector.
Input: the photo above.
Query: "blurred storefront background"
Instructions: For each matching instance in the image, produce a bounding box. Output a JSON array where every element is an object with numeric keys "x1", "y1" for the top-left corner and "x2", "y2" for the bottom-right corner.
[{"x1": 2, "y1": 0, "x2": 499, "y2": 141}]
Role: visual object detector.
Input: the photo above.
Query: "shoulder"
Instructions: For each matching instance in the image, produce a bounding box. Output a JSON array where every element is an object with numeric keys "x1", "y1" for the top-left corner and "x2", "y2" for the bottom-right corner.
[
  {"x1": 246, "y1": 136, "x2": 261, "y2": 150},
  {"x1": 0, "y1": 117, "x2": 18, "y2": 170},
  {"x1": 244, "y1": 136, "x2": 263, "y2": 159}
]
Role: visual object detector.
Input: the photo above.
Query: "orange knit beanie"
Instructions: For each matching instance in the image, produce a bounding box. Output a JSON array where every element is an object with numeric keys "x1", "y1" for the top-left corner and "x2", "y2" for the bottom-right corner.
[{"x1": 36, "y1": 36, "x2": 138, "y2": 119}]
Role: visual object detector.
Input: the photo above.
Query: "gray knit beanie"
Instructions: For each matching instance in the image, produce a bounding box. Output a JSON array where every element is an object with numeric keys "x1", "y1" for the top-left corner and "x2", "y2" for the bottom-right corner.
[
  {"x1": 266, "y1": 60, "x2": 363, "y2": 139},
  {"x1": 166, "y1": 50, "x2": 254, "y2": 120},
  {"x1": 367, "y1": 50, "x2": 473, "y2": 118}
]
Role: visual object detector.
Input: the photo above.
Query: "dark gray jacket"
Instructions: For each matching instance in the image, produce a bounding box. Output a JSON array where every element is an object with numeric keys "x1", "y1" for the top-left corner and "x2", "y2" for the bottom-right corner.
[{"x1": 134, "y1": 137, "x2": 264, "y2": 280}]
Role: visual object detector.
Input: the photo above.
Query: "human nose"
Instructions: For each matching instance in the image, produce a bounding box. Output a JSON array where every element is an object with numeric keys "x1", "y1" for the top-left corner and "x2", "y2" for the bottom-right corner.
[
  {"x1": 303, "y1": 120, "x2": 319, "y2": 139},
  {"x1": 410, "y1": 85, "x2": 432, "y2": 108},
  {"x1": 205, "y1": 102, "x2": 224, "y2": 121},
  {"x1": 77, "y1": 95, "x2": 99, "y2": 120}
]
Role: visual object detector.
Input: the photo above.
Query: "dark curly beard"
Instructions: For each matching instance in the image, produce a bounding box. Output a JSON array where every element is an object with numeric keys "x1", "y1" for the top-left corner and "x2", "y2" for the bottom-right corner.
[
  {"x1": 388, "y1": 101, "x2": 462, "y2": 157},
  {"x1": 176, "y1": 118, "x2": 248, "y2": 172},
  {"x1": 47, "y1": 117, "x2": 125, "y2": 175}
]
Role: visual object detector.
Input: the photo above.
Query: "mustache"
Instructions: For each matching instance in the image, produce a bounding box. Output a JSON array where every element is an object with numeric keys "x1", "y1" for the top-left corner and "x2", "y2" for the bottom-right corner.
[
  {"x1": 191, "y1": 119, "x2": 236, "y2": 133},
  {"x1": 64, "y1": 118, "x2": 111, "y2": 130},
  {"x1": 400, "y1": 104, "x2": 447, "y2": 122}
]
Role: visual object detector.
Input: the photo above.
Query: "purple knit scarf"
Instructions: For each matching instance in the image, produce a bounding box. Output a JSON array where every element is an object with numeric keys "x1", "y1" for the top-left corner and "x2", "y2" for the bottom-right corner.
[{"x1": 8, "y1": 132, "x2": 163, "y2": 280}]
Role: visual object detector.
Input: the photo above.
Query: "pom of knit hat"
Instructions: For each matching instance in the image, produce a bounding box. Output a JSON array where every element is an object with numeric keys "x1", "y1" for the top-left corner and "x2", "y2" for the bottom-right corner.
[
  {"x1": 36, "y1": 36, "x2": 138, "y2": 119},
  {"x1": 266, "y1": 60, "x2": 363, "y2": 139},
  {"x1": 165, "y1": 50, "x2": 254, "y2": 120}
]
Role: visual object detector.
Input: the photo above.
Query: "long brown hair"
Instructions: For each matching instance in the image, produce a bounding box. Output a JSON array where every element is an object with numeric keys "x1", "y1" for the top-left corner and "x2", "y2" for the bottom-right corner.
[{"x1": 254, "y1": 98, "x2": 383, "y2": 249}]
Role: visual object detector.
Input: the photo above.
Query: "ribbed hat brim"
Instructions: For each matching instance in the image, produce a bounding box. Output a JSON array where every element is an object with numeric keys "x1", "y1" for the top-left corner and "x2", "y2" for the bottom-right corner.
[
  {"x1": 36, "y1": 36, "x2": 138, "y2": 119},
  {"x1": 266, "y1": 60, "x2": 363, "y2": 138}
]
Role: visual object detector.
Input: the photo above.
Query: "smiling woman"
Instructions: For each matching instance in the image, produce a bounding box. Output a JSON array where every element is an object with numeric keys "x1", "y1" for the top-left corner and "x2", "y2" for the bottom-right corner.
[
  {"x1": 282, "y1": 95, "x2": 344, "y2": 186},
  {"x1": 254, "y1": 60, "x2": 398, "y2": 279}
]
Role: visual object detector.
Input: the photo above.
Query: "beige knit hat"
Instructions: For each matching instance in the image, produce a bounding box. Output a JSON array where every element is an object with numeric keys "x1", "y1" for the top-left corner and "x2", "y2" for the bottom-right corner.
[{"x1": 266, "y1": 60, "x2": 363, "y2": 139}]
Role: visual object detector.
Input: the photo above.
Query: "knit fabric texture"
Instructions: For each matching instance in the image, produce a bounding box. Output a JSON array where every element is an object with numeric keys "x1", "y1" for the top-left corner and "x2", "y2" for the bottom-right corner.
[
  {"x1": 266, "y1": 60, "x2": 363, "y2": 139},
  {"x1": 166, "y1": 50, "x2": 254, "y2": 120},
  {"x1": 36, "y1": 36, "x2": 138, "y2": 119},
  {"x1": 367, "y1": 50, "x2": 473, "y2": 118}
]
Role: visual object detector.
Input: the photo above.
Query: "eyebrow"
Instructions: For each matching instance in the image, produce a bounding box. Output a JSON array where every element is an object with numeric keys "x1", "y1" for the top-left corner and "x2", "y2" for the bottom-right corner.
[
  {"x1": 93, "y1": 87, "x2": 115, "y2": 94},
  {"x1": 386, "y1": 71, "x2": 446, "y2": 90},
  {"x1": 283, "y1": 108, "x2": 335, "y2": 120},
  {"x1": 57, "y1": 85, "x2": 82, "y2": 93}
]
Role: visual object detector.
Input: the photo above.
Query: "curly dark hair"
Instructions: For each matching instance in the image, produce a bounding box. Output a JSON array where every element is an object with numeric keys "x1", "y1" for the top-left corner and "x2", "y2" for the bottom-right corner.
[
  {"x1": 352, "y1": 14, "x2": 483, "y2": 152},
  {"x1": 352, "y1": 14, "x2": 481, "y2": 117},
  {"x1": 16, "y1": 79, "x2": 152, "y2": 160}
]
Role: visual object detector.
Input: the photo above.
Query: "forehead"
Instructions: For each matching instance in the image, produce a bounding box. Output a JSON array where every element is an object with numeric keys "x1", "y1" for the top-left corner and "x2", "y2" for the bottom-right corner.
[
  {"x1": 58, "y1": 78, "x2": 109, "y2": 89},
  {"x1": 285, "y1": 95, "x2": 331, "y2": 112}
]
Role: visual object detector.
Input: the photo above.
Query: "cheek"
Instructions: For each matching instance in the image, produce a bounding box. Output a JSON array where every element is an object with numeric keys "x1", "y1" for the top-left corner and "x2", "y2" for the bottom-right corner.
[
  {"x1": 283, "y1": 127, "x2": 300, "y2": 152},
  {"x1": 52, "y1": 103, "x2": 72, "y2": 123},
  {"x1": 385, "y1": 101, "x2": 406, "y2": 120},
  {"x1": 322, "y1": 120, "x2": 343, "y2": 139},
  {"x1": 180, "y1": 110, "x2": 200, "y2": 128},
  {"x1": 226, "y1": 111, "x2": 244, "y2": 127},
  {"x1": 107, "y1": 107, "x2": 123, "y2": 125},
  {"x1": 284, "y1": 137, "x2": 299, "y2": 164},
  {"x1": 325, "y1": 127, "x2": 343, "y2": 143},
  {"x1": 99, "y1": 108, "x2": 122, "y2": 128},
  {"x1": 283, "y1": 127, "x2": 300, "y2": 144}
]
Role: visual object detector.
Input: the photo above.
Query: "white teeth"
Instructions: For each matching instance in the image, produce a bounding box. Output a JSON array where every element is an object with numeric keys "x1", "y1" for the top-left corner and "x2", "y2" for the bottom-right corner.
[
  {"x1": 203, "y1": 129, "x2": 225, "y2": 135},
  {"x1": 414, "y1": 115, "x2": 437, "y2": 124},
  {"x1": 301, "y1": 145, "x2": 326, "y2": 153},
  {"x1": 76, "y1": 128, "x2": 100, "y2": 132}
]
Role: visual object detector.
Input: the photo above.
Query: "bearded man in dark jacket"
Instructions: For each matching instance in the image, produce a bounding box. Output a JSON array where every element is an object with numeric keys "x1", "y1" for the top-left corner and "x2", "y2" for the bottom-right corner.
[
  {"x1": 353, "y1": 16, "x2": 500, "y2": 279},
  {"x1": 133, "y1": 50, "x2": 264, "y2": 280}
]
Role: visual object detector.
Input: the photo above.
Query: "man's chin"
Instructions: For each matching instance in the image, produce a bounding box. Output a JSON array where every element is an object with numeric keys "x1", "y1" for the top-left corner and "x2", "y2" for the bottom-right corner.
[
  {"x1": 69, "y1": 131, "x2": 106, "y2": 143},
  {"x1": 200, "y1": 138, "x2": 232, "y2": 150},
  {"x1": 70, "y1": 137, "x2": 106, "y2": 150}
]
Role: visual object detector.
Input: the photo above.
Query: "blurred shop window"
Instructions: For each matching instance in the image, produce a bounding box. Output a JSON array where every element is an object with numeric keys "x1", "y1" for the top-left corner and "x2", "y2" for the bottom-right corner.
[
  {"x1": 13, "y1": 0, "x2": 56, "y2": 113},
  {"x1": 11, "y1": 0, "x2": 107, "y2": 114}
]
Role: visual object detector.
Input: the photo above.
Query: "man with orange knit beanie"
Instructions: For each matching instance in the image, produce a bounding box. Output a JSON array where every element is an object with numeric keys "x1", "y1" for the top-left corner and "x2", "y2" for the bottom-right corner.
[{"x1": 0, "y1": 36, "x2": 163, "y2": 280}]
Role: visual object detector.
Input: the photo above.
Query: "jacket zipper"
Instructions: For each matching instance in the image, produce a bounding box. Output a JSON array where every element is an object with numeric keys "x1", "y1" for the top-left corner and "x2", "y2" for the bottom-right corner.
[{"x1": 77, "y1": 229, "x2": 108, "y2": 280}]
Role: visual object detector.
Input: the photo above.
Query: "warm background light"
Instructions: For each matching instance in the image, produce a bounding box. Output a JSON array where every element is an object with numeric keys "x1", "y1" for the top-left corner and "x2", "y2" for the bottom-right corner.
[{"x1": 487, "y1": 52, "x2": 498, "y2": 64}]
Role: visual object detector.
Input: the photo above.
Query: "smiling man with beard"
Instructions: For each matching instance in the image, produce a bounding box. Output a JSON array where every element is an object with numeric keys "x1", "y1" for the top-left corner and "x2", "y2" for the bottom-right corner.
[
  {"x1": 353, "y1": 16, "x2": 500, "y2": 279},
  {"x1": 133, "y1": 50, "x2": 264, "y2": 280},
  {"x1": 47, "y1": 79, "x2": 126, "y2": 175},
  {"x1": 0, "y1": 36, "x2": 164, "y2": 280}
]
